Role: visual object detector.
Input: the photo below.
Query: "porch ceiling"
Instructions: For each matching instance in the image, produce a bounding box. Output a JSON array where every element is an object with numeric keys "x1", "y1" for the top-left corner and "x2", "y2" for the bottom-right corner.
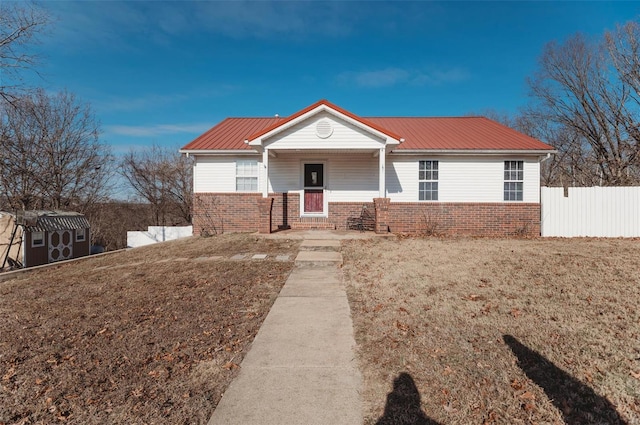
[{"x1": 268, "y1": 148, "x2": 379, "y2": 156}]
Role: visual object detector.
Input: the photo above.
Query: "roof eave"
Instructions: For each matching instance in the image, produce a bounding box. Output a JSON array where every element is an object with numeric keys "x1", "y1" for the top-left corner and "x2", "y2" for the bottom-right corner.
[
  {"x1": 390, "y1": 149, "x2": 557, "y2": 155},
  {"x1": 179, "y1": 149, "x2": 260, "y2": 156}
]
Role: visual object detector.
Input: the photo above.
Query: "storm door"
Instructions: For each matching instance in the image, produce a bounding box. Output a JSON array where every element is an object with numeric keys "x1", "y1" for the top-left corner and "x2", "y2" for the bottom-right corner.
[{"x1": 303, "y1": 163, "x2": 324, "y2": 214}]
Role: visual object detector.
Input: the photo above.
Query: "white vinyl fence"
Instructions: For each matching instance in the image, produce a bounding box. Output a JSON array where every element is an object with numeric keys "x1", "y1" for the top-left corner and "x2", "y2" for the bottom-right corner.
[
  {"x1": 127, "y1": 226, "x2": 193, "y2": 248},
  {"x1": 541, "y1": 186, "x2": 640, "y2": 237}
]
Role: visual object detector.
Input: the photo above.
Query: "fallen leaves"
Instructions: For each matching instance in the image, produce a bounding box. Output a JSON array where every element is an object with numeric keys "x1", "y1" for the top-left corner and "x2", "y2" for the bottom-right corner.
[
  {"x1": 223, "y1": 361, "x2": 240, "y2": 370},
  {"x1": 0, "y1": 235, "x2": 296, "y2": 423}
]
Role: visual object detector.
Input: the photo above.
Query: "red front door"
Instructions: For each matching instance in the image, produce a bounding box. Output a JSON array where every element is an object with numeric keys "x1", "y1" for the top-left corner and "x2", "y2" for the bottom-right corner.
[{"x1": 304, "y1": 163, "x2": 324, "y2": 213}]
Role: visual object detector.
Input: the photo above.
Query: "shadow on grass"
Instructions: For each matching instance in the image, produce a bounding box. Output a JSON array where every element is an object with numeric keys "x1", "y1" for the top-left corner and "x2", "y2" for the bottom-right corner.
[
  {"x1": 375, "y1": 372, "x2": 442, "y2": 425},
  {"x1": 503, "y1": 335, "x2": 627, "y2": 425}
]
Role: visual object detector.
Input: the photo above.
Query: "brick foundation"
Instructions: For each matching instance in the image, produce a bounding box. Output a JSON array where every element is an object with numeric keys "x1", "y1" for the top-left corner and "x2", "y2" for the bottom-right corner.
[
  {"x1": 192, "y1": 193, "x2": 261, "y2": 235},
  {"x1": 193, "y1": 193, "x2": 541, "y2": 237},
  {"x1": 328, "y1": 202, "x2": 374, "y2": 230},
  {"x1": 387, "y1": 202, "x2": 541, "y2": 237},
  {"x1": 270, "y1": 192, "x2": 300, "y2": 231}
]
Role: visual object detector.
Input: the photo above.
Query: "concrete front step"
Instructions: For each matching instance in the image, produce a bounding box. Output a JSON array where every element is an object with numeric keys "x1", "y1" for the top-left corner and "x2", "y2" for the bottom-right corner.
[
  {"x1": 294, "y1": 250, "x2": 343, "y2": 266},
  {"x1": 299, "y1": 239, "x2": 341, "y2": 252},
  {"x1": 290, "y1": 218, "x2": 336, "y2": 230}
]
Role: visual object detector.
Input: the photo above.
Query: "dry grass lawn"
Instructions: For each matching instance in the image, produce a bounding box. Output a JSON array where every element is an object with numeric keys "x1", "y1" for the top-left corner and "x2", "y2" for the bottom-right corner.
[
  {"x1": 343, "y1": 237, "x2": 640, "y2": 425},
  {"x1": 0, "y1": 234, "x2": 298, "y2": 425}
]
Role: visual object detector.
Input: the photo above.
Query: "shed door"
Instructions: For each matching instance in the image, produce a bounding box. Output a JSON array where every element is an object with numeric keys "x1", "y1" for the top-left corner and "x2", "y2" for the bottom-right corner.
[
  {"x1": 49, "y1": 230, "x2": 73, "y2": 262},
  {"x1": 304, "y1": 163, "x2": 324, "y2": 214}
]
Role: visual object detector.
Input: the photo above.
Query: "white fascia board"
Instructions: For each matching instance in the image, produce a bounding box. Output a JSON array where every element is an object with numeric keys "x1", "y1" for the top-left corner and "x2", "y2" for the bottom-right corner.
[
  {"x1": 248, "y1": 104, "x2": 402, "y2": 146},
  {"x1": 390, "y1": 149, "x2": 557, "y2": 156},
  {"x1": 179, "y1": 149, "x2": 260, "y2": 156}
]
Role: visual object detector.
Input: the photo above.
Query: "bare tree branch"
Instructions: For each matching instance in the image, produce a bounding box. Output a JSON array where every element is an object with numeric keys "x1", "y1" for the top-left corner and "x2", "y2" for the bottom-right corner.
[
  {"x1": 0, "y1": 90, "x2": 113, "y2": 212},
  {"x1": 528, "y1": 29, "x2": 640, "y2": 186},
  {"x1": 0, "y1": 1, "x2": 50, "y2": 101},
  {"x1": 120, "y1": 145, "x2": 193, "y2": 226}
]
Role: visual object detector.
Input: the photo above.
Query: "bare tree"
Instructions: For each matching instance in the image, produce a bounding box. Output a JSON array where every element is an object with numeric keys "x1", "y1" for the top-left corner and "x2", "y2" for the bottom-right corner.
[
  {"x1": 528, "y1": 30, "x2": 640, "y2": 186},
  {"x1": 606, "y1": 21, "x2": 640, "y2": 146},
  {"x1": 0, "y1": 90, "x2": 113, "y2": 211},
  {"x1": 120, "y1": 145, "x2": 193, "y2": 226},
  {"x1": 0, "y1": 1, "x2": 50, "y2": 101}
]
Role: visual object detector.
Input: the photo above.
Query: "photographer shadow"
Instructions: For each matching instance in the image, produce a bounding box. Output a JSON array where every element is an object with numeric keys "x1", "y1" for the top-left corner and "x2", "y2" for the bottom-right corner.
[
  {"x1": 375, "y1": 372, "x2": 442, "y2": 425},
  {"x1": 503, "y1": 334, "x2": 627, "y2": 425}
]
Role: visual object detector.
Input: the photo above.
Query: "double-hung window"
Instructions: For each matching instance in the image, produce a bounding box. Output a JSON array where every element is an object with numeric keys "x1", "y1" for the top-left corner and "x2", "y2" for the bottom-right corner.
[
  {"x1": 419, "y1": 160, "x2": 438, "y2": 201},
  {"x1": 236, "y1": 160, "x2": 258, "y2": 191},
  {"x1": 504, "y1": 161, "x2": 523, "y2": 201}
]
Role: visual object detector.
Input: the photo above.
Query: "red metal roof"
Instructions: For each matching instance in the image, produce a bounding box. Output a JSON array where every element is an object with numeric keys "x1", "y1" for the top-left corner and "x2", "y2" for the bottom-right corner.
[
  {"x1": 181, "y1": 102, "x2": 555, "y2": 152},
  {"x1": 368, "y1": 116, "x2": 554, "y2": 151}
]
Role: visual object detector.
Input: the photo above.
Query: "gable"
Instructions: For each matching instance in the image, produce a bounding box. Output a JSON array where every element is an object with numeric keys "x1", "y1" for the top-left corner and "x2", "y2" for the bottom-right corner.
[{"x1": 264, "y1": 110, "x2": 386, "y2": 150}]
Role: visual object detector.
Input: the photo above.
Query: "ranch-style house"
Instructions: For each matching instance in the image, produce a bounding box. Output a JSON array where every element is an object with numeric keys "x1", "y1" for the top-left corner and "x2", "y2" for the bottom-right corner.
[{"x1": 180, "y1": 100, "x2": 555, "y2": 236}]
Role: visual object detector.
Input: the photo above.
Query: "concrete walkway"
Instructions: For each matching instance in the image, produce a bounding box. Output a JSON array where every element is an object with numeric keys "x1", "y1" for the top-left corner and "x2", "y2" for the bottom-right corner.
[{"x1": 207, "y1": 236, "x2": 362, "y2": 425}]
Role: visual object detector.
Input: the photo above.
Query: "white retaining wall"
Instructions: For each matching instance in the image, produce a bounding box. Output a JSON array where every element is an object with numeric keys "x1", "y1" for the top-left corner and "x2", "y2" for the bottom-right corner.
[
  {"x1": 541, "y1": 186, "x2": 640, "y2": 237},
  {"x1": 127, "y1": 226, "x2": 193, "y2": 248}
]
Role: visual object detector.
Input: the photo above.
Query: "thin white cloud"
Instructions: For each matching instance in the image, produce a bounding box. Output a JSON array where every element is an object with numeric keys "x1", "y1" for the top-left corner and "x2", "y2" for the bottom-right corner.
[
  {"x1": 344, "y1": 68, "x2": 411, "y2": 88},
  {"x1": 105, "y1": 123, "x2": 212, "y2": 138},
  {"x1": 95, "y1": 93, "x2": 189, "y2": 113},
  {"x1": 338, "y1": 67, "x2": 471, "y2": 88},
  {"x1": 93, "y1": 85, "x2": 237, "y2": 113},
  {"x1": 43, "y1": 1, "x2": 358, "y2": 50}
]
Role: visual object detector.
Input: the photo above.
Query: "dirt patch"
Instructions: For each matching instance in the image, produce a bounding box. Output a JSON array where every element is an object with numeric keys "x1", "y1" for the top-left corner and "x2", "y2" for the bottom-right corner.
[
  {"x1": 343, "y1": 237, "x2": 640, "y2": 424},
  {"x1": 0, "y1": 234, "x2": 299, "y2": 424}
]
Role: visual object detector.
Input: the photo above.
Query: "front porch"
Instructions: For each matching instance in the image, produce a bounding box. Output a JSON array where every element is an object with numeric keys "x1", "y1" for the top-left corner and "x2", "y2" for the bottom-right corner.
[{"x1": 258, "y1": 194, "x2": 391, "y2": 234}]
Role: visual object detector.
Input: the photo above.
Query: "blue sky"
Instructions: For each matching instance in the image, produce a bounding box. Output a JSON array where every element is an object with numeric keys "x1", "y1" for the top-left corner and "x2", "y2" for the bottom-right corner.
[{"x1": 22, "y1": 1, "x2": 640, "y2": 155}]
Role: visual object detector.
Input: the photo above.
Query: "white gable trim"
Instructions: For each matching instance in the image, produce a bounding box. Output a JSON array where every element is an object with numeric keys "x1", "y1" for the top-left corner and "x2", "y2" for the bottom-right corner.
[{"x1": 247, "y1": 104, "x2": 402, "y2": 148}]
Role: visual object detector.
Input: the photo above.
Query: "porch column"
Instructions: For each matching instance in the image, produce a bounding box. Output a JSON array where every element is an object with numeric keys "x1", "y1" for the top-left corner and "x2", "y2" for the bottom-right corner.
[
  {"x1": 257, "y1": 197, "x2": 274, "y2": 234},
  {"x1": 262, "y1": 149, "x2": 269, "y2": 198},
  {"x1": 374, "y1": 197, "x2": 390, "y2": 234},
  {"x1": 378, "y1": 147, "x2": 386, "y2": 198}
]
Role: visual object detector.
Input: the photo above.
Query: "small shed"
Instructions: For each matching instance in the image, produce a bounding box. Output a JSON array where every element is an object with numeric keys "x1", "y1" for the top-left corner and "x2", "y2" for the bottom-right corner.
[{"x1": 0, "y1": 210, "x2": 91, "y2": 270}]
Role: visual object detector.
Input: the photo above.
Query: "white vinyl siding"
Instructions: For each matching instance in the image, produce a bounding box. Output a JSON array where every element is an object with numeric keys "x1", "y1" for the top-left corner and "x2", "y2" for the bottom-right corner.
[
  {"x1": 193, "y1": 156, "x2": 262, "y2": 193},
  {"x1": 264, "y1": 111, "x2": 385, "y2": 150},
  {"x1": 193, "y1": 153, "x2": 541, "y2": 202},
  {"x1": 268, "y1": 153, "x2": 378, "y2": 202},
  {"x1": 388, "y1": 156, "x2": 540, "y2": 203},
  {"x1": 328, "y1": 155, "x2": 378, "y2": 202}
]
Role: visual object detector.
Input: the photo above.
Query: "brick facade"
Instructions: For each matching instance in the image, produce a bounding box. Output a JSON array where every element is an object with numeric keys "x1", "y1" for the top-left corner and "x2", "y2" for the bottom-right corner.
[
  {"x1": 270, "y1": 192, "x2": 300, "y2": 231},
  {"x1": 193, "y1": 193, "x2": 541, "y2": 237},
  {"x1": 387, "y1": 202, "x2": 541, "y2": 237},
  {"x1": 192, "y1": 193, "x2": 262, "y2": 235}
]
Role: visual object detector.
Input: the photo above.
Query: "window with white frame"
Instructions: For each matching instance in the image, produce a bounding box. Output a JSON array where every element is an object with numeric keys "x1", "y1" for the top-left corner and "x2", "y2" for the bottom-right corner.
[
  {"x1": 32, "y1": 231, "x2": 45, "y2": 247},
  {"x1": 504, "y1": 161, "x2": 524, "y2": 201},
  {"x1": 419, "y1": 160, "x2": 438, "y2": 201},
  {"x1": 76, "y1": 228, "x2": 86, "y2": 242},
  {"x1": 236, "y1": 160, "x2": 258, "y2": 191}
]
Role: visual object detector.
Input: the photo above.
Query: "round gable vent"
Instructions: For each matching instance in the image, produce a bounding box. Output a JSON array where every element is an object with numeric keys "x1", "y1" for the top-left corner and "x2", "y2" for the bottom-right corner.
[{"x1": 316, "y1": 119, "x2": 333, "y2": 139}]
